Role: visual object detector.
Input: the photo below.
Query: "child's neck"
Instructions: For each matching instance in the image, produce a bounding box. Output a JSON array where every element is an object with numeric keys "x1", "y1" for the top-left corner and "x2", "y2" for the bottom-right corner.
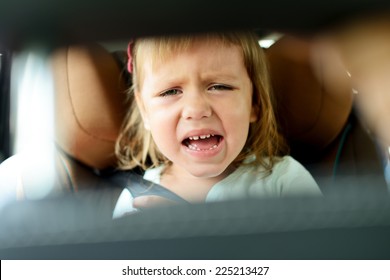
[{"x1": 160, "y1": 164, "x2": 235, "y2": 203}]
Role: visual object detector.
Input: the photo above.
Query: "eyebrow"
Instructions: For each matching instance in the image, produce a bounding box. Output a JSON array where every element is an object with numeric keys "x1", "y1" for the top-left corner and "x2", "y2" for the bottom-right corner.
[
  {"x1": 200, "y1": 70, "x2": 243, "y2": 83},
  {"x1": 157, "y1": 73, "x2": 240, "y2": 89}
]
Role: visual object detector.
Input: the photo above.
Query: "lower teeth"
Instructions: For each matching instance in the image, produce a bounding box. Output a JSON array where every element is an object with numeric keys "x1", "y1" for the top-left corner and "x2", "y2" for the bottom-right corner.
[{"x1": 188, "y1": 144, "x2": 218, "y2": 151}]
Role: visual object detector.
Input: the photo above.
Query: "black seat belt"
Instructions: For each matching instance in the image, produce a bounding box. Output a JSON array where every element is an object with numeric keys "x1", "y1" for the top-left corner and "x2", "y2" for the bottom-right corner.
[{"x1": 108, "y1": 170, "x2": 190, "y2": 204}]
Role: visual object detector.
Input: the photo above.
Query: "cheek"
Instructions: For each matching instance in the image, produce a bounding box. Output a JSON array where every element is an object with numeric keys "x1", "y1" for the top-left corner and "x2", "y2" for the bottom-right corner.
[
  {"x1": 231, "y1": 114, "x2": 251, "y2": 141},
  {"x1": 148, "y1": 112, "x2": 170, "y2": 135},
  {"x1": 147, "y1": 111, "x2": 179, "y2": 152},
  {"x1": 227, "y1": 94, "x2": 254, "y2": 124},
  {"x1": 222, "y1": 103, "x2": 252, "y2": 141}
]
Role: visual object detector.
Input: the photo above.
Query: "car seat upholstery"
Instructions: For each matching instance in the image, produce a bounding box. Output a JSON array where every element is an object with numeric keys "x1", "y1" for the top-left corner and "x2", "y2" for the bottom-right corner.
[
  {"x1": 49, "y1": 43, "x2": 130, "y2": 193},
  {"x1": 0, "y1": 43, "x2": 130, "y2": 202},
  {"x1": 51, "y1": 43, "x2": 128, "y2": 171},
  {"x1": 265, "y1": 35, "x2": 387, "y2": 194}
]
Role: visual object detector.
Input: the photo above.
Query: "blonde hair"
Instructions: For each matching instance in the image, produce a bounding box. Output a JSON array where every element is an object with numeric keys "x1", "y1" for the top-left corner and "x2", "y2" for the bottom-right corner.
[{"x1": 115, "y1": 30, "x2": 287, "y2": 172}]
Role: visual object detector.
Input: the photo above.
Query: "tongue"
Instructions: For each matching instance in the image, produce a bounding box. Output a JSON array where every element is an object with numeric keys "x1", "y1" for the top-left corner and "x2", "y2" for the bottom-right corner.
[{"x1": 187, "y1": 136, "x2": 219, "y2": 150}]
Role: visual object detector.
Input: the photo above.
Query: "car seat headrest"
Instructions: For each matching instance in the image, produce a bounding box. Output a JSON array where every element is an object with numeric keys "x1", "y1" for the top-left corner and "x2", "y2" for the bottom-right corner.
[
  {"x1": 51, "y1": 43, "x2": 128, "y2": 170},
  {"x1": 266, "y1": 35, "x2": 354, "y2": 151}
]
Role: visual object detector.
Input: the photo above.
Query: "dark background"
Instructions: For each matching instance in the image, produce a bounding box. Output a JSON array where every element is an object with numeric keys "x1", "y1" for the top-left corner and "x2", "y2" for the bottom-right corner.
[{"x1": 1, "y1": 0, "x2": 390, "y2": 48}]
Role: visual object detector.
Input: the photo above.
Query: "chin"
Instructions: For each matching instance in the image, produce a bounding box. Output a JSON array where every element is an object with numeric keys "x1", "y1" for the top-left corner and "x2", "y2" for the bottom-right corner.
[{"x1": 185, "y1": 165, "x2": 228, "y2": 179}]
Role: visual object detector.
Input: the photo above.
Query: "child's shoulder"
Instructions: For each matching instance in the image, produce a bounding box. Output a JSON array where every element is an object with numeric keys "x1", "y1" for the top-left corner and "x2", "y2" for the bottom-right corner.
[
  {"x1": 221, "y1": 155, "x2": 321, "y2": 198},
  {"x1": 245, "y1": 155, "x2": 306, "y2": 173},
  {"x1": 268, "y1": 155, "x2": 322, "y2": 196},
  {"x1": 244, "y1": 155, "x2": 317, "y2": 185},
  {"x1": 272, "y1": 155, "x2": 307, "y2": 171}
]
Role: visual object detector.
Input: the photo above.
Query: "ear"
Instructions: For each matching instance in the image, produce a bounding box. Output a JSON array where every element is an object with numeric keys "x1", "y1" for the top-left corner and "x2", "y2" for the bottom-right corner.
[{"x1": 135, "y1": 91, "x2": 151, "y2": 130}]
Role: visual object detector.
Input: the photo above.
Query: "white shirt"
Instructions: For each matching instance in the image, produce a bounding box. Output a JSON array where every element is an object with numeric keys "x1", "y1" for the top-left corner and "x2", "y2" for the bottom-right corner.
[
  {"x1": 113, "y1": 156, "x2": 321, "y2": 218},
  {"x1": 144, "y1": 156, "x2": 321, "y2": 202}
]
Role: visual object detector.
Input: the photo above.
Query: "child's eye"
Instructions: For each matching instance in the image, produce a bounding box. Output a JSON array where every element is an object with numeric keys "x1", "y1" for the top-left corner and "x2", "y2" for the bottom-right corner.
[
  {"x1": 208, "y1": 84, "x2": 233, "y2": 91},
  {"x1": 160, "y1": 88, "x2": 181, "y2": 97}
]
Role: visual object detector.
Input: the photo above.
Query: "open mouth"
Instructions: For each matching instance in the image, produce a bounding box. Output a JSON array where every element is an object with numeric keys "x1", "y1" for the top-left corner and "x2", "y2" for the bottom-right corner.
[{"x1": 182, "y1": 134, "x2": 223, "y2": 151}]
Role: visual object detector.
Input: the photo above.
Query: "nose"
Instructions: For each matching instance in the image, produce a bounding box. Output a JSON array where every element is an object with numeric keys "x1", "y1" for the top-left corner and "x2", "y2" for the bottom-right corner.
[{"x1": 181, "y1": 90, "x2": 212, "y2": 120}]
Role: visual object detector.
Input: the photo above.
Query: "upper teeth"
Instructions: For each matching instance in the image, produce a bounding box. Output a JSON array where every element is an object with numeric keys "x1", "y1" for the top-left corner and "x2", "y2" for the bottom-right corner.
[{"x1": 188, "y1": 134, "x2": 214, "y2": 140}]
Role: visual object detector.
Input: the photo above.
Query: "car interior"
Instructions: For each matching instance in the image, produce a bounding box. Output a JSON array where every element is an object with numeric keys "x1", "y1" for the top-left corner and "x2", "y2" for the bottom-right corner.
[
  {"x1": 1, "y1": 0, "x2": 390, "y2": 259},
  {"x1": 3, "y1": 35, "x2": 388, "y2": 199}
]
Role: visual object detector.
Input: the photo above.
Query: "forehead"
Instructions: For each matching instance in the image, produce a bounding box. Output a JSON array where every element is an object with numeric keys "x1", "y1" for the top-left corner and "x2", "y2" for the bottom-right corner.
[
  {"x1": 134, "y1": 37, "x2": 247, "y2": 89},
  {"x1": 135, "y1": 35, "x2": 242, "y2": 68}
]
